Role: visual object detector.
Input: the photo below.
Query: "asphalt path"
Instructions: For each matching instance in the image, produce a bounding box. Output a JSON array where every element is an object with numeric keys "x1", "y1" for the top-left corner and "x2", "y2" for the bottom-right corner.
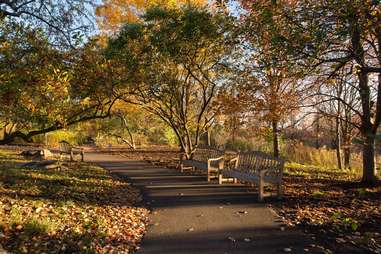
[{"x1": 86, "y1": 152, "x2": 323, "y2": 254}]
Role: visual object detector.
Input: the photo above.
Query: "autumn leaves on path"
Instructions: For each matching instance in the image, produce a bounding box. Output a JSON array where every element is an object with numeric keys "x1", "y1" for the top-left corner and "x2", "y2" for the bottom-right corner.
[{"x1": 87, "y1": 152, "x2": 323, "y2": 254}]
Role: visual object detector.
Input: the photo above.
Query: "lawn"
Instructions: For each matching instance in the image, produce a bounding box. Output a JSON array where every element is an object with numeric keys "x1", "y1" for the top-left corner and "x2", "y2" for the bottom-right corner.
[{"x1": 0, "y1": 149, "x2": 148, "y2": 254}]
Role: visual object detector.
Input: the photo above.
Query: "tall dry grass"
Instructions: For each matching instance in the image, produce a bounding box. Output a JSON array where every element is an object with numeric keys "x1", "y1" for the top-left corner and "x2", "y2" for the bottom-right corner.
[{"x1": 284, "y1": 142, "x2": 366, "y2": 171}]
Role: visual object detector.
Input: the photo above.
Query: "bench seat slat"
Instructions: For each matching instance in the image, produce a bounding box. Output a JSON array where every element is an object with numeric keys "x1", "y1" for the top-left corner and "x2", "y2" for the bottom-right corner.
[
  {"x1": 220, "y1": 169, "x2": 260, "y2": 182},
  {"x1": 59, "y1": 141, "x2": 84, "y2": 162}
]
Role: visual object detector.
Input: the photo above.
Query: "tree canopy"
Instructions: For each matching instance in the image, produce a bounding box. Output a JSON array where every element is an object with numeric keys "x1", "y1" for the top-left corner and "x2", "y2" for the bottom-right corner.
[
  {"x1": 96, "y1": 0, "x2": 207, "y2": 33},
  {"x1": 106, "y1": 6, "x2": 234, "y2": 158}
]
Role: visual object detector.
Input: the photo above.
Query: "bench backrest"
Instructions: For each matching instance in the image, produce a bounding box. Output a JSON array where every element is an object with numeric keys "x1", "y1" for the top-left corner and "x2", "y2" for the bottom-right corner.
[
  {"x1": 59, "y1": 141, "x2": 72, "y2": 153},
  {"x1": 234, "y1": 151, "x2": 284, "y2": 176},
  {"x1": 192, "y1": 147, "x2": 224, "y2": 162}
]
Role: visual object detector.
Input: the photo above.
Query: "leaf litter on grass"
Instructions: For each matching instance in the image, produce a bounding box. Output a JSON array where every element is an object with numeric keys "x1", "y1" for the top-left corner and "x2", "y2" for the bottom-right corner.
[
  {"x1": 274, "y1": 166, "x2": 381, "y2": 254},
  {"x1": 0, "y1": 149, "x2": 149, "y2": 253}
]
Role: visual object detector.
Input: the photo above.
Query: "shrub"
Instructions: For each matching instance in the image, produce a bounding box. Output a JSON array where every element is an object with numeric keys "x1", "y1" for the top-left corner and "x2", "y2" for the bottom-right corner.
[{"x1": 33, "y1": 130, "x2": 84, "y2": 147}]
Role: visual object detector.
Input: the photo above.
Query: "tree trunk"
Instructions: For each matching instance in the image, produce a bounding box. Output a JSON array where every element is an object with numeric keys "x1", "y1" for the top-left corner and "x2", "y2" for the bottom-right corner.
[
  {"x1": 335, "y1": 122, "x2": 343, "y2": 169},
  {"x1": 343, "y1": 146, "x2": 351, "y2": 169},
  {"x1": 351, "y1": 18, "x2": 379, "y2": 184},
  {"x1": 272, "y1": 121, "x2": 279, "y2": 157},
  {"x1": 119, "y1": 114, "x2": 136, "y2": 150},
  {"x1": 335, "y1": 98, "x2": 342, "y2": 169},
  {"x1": 362, "y1": 135, "x2": 378, "y2": 183},
  {"x1": 125, "y1": 127, "x2": 136, "y2": 149},
  {"x1": 315, "y1": 114, "x2": 320, "y2": 149},
  {"x1": 207, "y1": 129, "x2": 211, "y2": 146},
  {"x1": 342, "y1": 112, "x2": 352, "y2": 169}
]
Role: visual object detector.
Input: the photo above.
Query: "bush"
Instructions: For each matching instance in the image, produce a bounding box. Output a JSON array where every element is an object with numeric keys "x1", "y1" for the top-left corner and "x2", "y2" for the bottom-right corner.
[
  {"x1": 225, "y1": 138, "x2": 255, "y2": 152},
  {"x1": 33, "y1": 130, "x2": 84, "y2": 147}
]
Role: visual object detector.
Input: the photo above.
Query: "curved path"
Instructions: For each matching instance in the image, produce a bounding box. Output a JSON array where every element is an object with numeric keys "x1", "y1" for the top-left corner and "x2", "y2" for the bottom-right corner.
[{"x1": 86, "y1": 152, "x2": 323, "y2": 254}]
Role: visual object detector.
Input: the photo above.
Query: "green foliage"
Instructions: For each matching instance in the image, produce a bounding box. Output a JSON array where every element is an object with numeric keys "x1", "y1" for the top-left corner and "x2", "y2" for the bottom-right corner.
[
  {"x1": 163, "y1": 127, "x2": 178, "y2": 146},
  {"x1": 331, "y1": 211, "x2": 359, "y2": 232},
  {"x1": 312, "y1": 191, "x2": 326, "y2": 199},
  {"x1": 33, "y1": 130, "x2": 83, "y2": 146},
  {"x1": 0, "y1": 20, "x2": 123, "y2": 144}
]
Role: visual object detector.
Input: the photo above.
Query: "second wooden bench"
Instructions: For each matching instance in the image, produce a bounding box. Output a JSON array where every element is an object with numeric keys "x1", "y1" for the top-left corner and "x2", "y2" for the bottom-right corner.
[
  {"x1": 179, "y1": 147, "x2": 224, "y2": 182},
  {"x1": 218, "y1": 151, "x2": 284, "y2": 201}
]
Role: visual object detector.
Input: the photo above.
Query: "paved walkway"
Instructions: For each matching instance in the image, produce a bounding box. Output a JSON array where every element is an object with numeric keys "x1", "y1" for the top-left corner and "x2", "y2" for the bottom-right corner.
[{"x1": 86, "y1": 153, "x2": 322, "y2": 254}]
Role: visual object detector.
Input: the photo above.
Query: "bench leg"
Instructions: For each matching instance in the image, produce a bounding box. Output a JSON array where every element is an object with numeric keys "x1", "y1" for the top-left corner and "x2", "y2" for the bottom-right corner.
[
  {"x1": 70, "y1": 151, "x2": 74, "y2": 162},
  {"x1": 81, "y1": 152, "x2": 84, "y2": 162},
  {"x1": 258, "y1": 178, "x2": 264, "y2": 202},
  {"x1": 218, "y1": 173, "x2": 223, "y2": 184},
  {"x1": 277, "y1": 182, "x2": 283, "y2": 198},
  {"x1": 207, "y1": 168, "x2": 211, "y2": 182}
]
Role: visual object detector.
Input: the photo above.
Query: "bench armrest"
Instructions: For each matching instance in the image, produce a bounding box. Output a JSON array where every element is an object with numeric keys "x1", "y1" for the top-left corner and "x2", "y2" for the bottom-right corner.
[
  {"x1": 229, "y1": 157, "x2": 239, "y2": 163},
  {"x1": 208, "y1": 156, "x2": 224, "y2": 162},
  {"x1": 72, "y1": 147, "x2": 84, "y2": 152},
  {"x1": 259, "y1": 169, "x2": 269, "y2": 177},
  {"x1": 226, "y1": 156, "x2": 239, "y2": 169},
  {"x1": 207, "y1": 156, "x2": 224, "y2": 170}
]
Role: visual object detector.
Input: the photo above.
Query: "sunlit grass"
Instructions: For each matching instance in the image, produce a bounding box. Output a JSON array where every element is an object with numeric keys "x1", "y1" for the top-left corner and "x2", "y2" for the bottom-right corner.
[{"x1": 285, "y1": 161, "x2": 362, "y2": 180}]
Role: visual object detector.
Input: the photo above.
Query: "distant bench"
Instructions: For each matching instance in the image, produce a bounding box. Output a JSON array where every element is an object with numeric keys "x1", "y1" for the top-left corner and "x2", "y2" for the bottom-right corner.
[
  {"x1": 59, "y1": 141, "x2": 84, "y2": 162},
  {"x1": 179, "y1": 147, "x2": 224, "y2": 182},
  {"x1": 218, "y1": 151, "x2": 284, "y2": 201}
]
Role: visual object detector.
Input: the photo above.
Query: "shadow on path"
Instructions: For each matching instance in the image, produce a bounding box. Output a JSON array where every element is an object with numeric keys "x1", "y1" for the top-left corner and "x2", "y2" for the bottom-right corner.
[{"x1": 87, "y1": 153, "x2": 323, "y2": 254}]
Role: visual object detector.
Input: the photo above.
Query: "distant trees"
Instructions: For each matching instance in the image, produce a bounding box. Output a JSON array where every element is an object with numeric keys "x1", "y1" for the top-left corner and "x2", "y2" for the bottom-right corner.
[
  {"x1": 216, "y1": 0, "x2": 306, "y2": 157},
  {"x1": 314, "y1": 69, "x2": 361, "y2": 169},
  {"x1": 240, "y1": 0, "x2": 381, "y2": 184}
]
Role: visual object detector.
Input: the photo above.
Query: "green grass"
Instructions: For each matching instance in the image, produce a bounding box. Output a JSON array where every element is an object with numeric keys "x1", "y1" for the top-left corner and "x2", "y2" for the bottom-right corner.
[
  {"x1": 24, "y1": 217, "x2": 57, "y2": 236},
  {"x1": 285, "y1": 161, "x2": 362, "y2": 180}
]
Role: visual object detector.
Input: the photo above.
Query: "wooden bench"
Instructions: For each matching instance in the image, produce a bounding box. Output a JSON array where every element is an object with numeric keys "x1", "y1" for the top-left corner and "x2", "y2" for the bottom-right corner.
[
  {"x1": 179, "y1": 147, "x2": 224, "y2": 182},
  {"x1": 59, "y1": 141, "x2": 84, "y2": 162},
  {"x1": 218, "y1": 151, "x2": 284, "y2": 201}
]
